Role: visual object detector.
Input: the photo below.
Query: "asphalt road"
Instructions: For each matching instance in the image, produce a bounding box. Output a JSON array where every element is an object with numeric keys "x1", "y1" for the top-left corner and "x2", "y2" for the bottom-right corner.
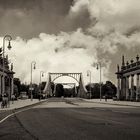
[{"x1": 0, "y1": 98, "x2": 140, "y2": 140}]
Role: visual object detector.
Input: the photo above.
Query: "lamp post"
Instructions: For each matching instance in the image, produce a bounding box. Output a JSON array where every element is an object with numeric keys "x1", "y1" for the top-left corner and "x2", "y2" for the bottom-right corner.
[
  {"x1": 2, "y1": 35, "x2": 12, "y2": 95},
  {"x1": 87, "y1": 70, "x2": 91, "y2": 99},
  {"x1": 8, "y1": 60, "x2": 14, "y2": 102},
  {"x1": 94, "y1": 62, "x2": 102, "y2": 101},
  {"x1": 30, "y1": 61, "x2": 36, "y2": 101},
  {"x1": 39, "y1": 71, "x2": 45, "y2": 99}
]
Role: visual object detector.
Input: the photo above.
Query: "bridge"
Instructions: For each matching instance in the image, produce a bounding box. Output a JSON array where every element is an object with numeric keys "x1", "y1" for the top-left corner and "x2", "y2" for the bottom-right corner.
[{"x1": 43, "y1": 72, "x2": 87, "y2": 98}]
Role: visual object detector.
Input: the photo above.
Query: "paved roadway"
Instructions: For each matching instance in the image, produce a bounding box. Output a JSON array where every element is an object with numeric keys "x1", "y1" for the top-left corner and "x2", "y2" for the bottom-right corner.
[{"x1": 0, "y1": 98, "x2": 140, "y2": 140}]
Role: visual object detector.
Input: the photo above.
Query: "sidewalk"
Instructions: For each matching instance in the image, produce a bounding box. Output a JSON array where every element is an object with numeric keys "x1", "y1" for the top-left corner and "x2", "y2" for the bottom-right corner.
[
  {"x1": 84, "y1": 99, "x2": 140, "y2": 107},
  {"x1": 0, "y1": 99, "x2": 46, "y2": 111}
]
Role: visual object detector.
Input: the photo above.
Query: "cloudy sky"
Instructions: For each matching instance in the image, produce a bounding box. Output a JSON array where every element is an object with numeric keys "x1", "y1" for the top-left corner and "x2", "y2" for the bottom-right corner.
[{"x1": 0, "y1": 0, "x2": 140, "y2": 85}]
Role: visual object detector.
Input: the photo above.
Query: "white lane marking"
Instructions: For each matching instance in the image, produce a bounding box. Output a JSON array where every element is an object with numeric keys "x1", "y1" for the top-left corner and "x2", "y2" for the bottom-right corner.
[
  {"x1": 0, "y1": 108, "x2": 32, "y2": 124},
  {"x1": 0, "y1": 114, "x2": 14, "y2": 123}
]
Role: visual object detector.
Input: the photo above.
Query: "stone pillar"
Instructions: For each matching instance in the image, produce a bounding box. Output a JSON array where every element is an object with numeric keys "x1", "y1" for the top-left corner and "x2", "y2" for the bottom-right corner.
[
  {"x1": 117, "y1": 77, "x2": 121, "y2": 100},
  {"x1": 126, "y1": 76, "x2": 130, "y2": 100},
  {"x1": 11, "y1": 77, "x2": 14, "y2": 98},
  {"x1": 136, "y1": 74, "x2": 140, "y2": 101},
  {"x1": 0, "y1": 75, "x2": 1, "y2": 95},
  {"x1": 130, "y1": 75, "x2": 134, "y2": 101},
  {"x1": 6, "y1": 76, "x2": 11, "y2": 100},
  {"x1": 121, "y1": 77, "x2": 126, "y2": 100},
  {"x1": 2, "y1": 75, "x2": 5, "y2": 94}
]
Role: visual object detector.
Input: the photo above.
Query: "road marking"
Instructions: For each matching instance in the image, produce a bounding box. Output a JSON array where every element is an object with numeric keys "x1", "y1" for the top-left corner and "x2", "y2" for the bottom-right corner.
[
  {"x1": 0, "y1": 114, "x2": 14, "y2": 123},
  {"x1": 0, "y1": 108, "x2": 32, "y2": 124}
]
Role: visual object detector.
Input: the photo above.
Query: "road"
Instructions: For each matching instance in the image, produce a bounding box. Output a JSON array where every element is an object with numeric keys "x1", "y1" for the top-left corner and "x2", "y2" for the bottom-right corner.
[{"x1": 0, "y1": 98, "x2": 140, "y2": 140}]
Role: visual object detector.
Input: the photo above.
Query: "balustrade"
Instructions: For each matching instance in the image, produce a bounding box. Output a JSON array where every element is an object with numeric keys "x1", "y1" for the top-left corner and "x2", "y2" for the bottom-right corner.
[{"x1": 116, "y1": 55, "x2": 140, "y2": 101}]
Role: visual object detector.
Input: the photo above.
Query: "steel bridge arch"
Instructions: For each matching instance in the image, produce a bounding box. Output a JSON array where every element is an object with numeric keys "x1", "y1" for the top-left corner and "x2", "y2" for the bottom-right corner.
[
  {"x1": 43, "y1": 72, "x2": 87, "y2": 98},
  {"x1": 52, "y1": 75, "x2": 79, "y2": 83}
]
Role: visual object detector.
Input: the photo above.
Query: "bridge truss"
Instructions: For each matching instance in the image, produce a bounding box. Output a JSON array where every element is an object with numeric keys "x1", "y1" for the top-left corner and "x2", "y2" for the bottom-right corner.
[{"x1": 43, "y1": 72, "x2": 87, "y2": 98}]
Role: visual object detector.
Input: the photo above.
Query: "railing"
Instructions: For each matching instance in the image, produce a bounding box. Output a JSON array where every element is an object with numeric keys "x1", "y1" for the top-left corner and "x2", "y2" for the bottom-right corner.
[{"x1": 120, "y1": 60, "x2": 140, "y2": 74}]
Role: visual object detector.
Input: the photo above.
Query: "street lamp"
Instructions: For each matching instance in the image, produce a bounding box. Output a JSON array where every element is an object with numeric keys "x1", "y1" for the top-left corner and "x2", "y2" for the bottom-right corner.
[
  {"x1": 8, "y1": 59, "x2": 14, "y2": 101},
  {"x1": 87, "y1": 70, "x2": 91, "y2": 99},
  {"x1": 2, "y1": 35, "x2": 12, "y2": 95},
  {"x1": 39, "y1": 71, "x2": 45, "y2": 97},
  {"x1": 94, "y1": 62, "x2": 102, "y2": 101},
  {"x1": 30, "y1": 61, "x2": 36, "y2": 101}
]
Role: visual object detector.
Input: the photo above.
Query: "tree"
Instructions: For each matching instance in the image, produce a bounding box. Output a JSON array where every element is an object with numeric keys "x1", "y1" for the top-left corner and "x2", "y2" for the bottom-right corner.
[
  {"x1": 103, "y1": 81, "x2": 117, "y2": 98},
  {"x1": 55, "y1": 84, "x2": 64, "y2": 97},
  {"x1": 41, "y1": 82, "x2": 47, "y2": 90},
  {"x1": 13, "y1": 78, "x2": 21, "y2": 97},
  {"x1": 85, "y1": 81, "x2": 117, "y2": 99},
  {"x1": 14, "y1": 85, "x2": 19, "y2": 98},
  {"x1": 20, "y1": 83, "x2": 29, "y2": 95},
  {"x1": 28, "y1": 84, "x2": 39, "y2": 98},
  {"x1": 64, "y1": 88, "x2": 75, "y2": 97},
  {"x1": 86, "y1": 83, "x2": 101, "y2": 98}
]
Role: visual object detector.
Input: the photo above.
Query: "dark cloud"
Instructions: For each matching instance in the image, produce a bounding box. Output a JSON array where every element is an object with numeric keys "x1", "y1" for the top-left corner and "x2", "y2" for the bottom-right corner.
[
  {"x1": 124, "y1": 26, "x2": 140, "y2": 37},
  {"x1": 0, "y1": 0, "x2": 72, "y2": 13},
  {"x1": 0, "y1": 0, "x2": 90, "y2": 39},
  {"x1": 1, "y1": 0, "x2": 140, "y2": 84}
]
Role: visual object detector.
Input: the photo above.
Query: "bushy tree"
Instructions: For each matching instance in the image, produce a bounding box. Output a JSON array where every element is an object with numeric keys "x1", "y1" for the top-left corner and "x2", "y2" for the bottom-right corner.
[
  {"x1": 41, "y1": 82, "x2": 47, "y2": 90},
  {"x1": 55, "y1": 84, "x2": 64, "y2": 97},
  {"x1": 28, "y1": 84, "x2": 39, "y2": 98},
  {"x1": 13, "y1": 78, "x2": 21, "y2": 97},
  {"x1": 85, "y1": 81, "x2": 116, "y2": 99},
  {"x1": 64, "y1": 88, "x2": 75, "y2": 97},
  {"x1": 103, "y1": 81, "x2": 117, "y2": 98},
  {"x1": 14, "y1": 84, "x2": 19, "y2": 98},
  {"x1": 20, "y1": 83, "x2": 29, "y2": 93}
]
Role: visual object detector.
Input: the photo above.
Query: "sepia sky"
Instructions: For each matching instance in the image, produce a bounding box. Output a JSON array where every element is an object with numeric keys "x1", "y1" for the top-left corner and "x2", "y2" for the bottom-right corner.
[{"x1": 0, "y1": 0, "x2": 140, "y2": 85}]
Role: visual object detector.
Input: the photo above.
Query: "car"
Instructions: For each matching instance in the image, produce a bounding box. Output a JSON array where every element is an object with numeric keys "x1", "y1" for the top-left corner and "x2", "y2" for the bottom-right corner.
[{"x1": 19, "y1": 92, "x2": 28, "y2": 100}]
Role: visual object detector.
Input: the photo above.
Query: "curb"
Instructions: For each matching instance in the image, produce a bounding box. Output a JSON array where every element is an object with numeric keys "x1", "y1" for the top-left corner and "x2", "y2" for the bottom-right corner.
[
  {"x1": 83, "y1": 100, "x2": 140, "y2": 108},
  {"x1": 1, "y1": 99, "x2": 47, "y2": 112},
  {"x1": 0, "y1": 100, "x2": 47, "y2": 123}
]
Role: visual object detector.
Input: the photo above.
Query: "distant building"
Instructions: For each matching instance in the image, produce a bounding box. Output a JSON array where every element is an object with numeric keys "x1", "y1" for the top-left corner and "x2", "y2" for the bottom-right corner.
[
  {"x1": 116, "y1": 55, "x2": 140, "y2": 101},
  {"x1": 0, "y1": 55, "x2": 15, "y2": 99}
]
